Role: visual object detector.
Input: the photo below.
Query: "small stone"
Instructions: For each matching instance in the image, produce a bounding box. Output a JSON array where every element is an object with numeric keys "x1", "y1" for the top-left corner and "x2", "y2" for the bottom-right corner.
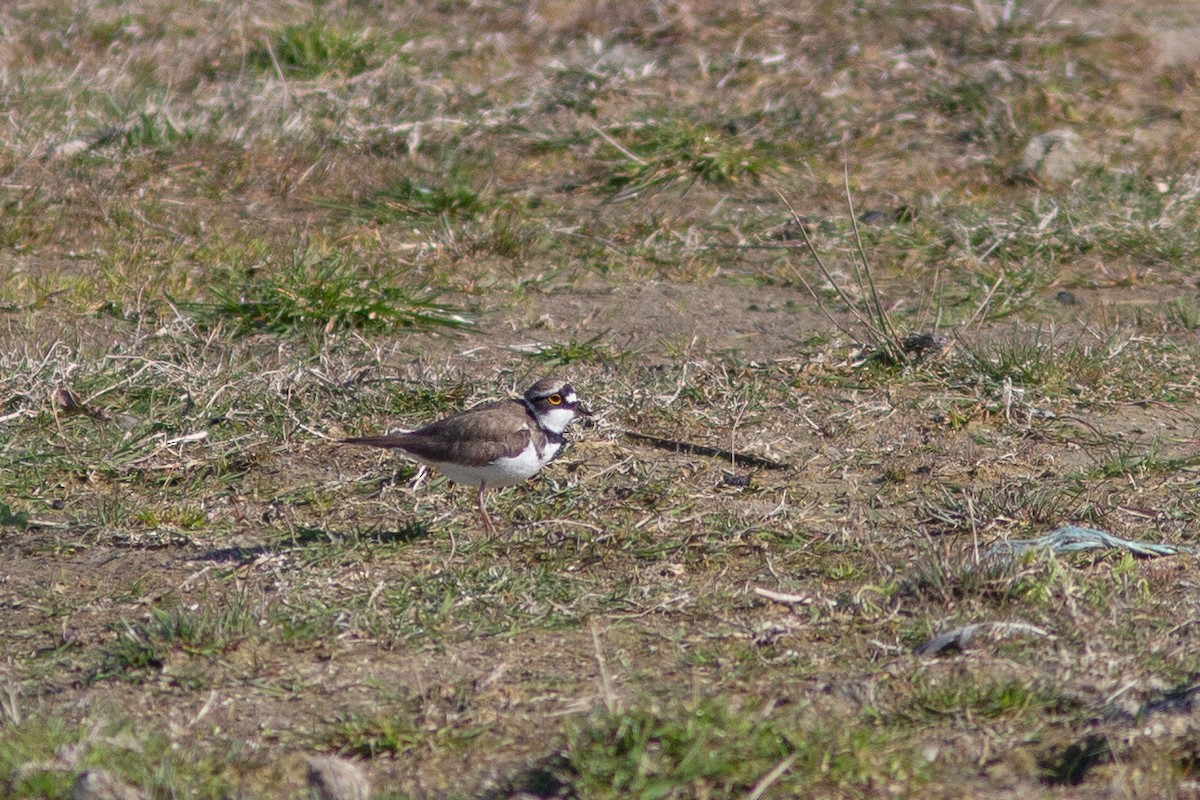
[
  {"x1": 45, "y1": 138, "x2": 91, "y2": 159},
  {"x1": 722, "y1": 472, "x2": 751, "y2": 487},
  {"x1": 1016, "y1": 129, "x2": 1093, "y2": 183},
  {"x1": 1055, "y1": 290, "x2": 1080, "y2": 305},
  {"x1": 857, "y1": 207, "x2": 917, "y2": 224},
  {"x1": 900, "y1": 331, "x2": 948, "y2": 357},
  {"x1": 71, "y1": 770, "x2": 145, "y2": 800},
  {"x1": 306, "y1": 755, "x2": 372, "y2": 800},
  {"x1": 857, "y1": 210, "x2": 891, "y2": 225},
  {"x1": 43, "y1": 125, "x2": 125, "y2": 160}
]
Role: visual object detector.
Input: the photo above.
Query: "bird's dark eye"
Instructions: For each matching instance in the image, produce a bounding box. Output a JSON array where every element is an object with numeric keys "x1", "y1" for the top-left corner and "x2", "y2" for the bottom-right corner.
[{"x1": 548, "y1": 394, "x2": 563, "y2": 405}]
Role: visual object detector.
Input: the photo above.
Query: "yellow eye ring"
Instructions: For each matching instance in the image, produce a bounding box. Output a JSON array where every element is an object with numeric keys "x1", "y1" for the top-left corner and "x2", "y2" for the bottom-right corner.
[{"x1": 548, "y1": 394, "x2": 563, "y2": 405}]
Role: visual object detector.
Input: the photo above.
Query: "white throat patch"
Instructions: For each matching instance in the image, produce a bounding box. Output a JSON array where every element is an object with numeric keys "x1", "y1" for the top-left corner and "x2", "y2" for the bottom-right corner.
[{"x1": 538, "y1": 405, "x2": 577, "y2": 434}]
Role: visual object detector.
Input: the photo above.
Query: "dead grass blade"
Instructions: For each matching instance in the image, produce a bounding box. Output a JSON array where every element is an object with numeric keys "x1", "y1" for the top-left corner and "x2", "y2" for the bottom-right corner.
[{"x1": 775, "y1": 183, "x2": 909, "y2": 365}]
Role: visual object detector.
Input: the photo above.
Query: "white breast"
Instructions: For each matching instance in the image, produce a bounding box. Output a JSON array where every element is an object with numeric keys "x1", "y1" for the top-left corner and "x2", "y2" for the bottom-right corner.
[
  {"x1": 429, "y1": 439, "x2": 563, "y2": 489},
  {"x1": 488, "y1": 439, "x2": 563, "y2": 486}
]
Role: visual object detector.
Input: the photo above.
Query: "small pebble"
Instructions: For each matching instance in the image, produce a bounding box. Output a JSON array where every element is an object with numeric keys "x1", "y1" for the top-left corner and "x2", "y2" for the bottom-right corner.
[
  {"x1": 1016, "y1": 129, "x2": 1092, "y2": 183},
  {"x1": 71, "y1": 770, "x2": 145, "y2": 800},
  {"x1": 307, "y1": 755, "x2": 372, "y2": 800},
  {"x1": 900, "y1": 331, "x2": 948, "y2": 356},
  {"x1": 722, "y1": 472, "x2": 751, "y2": 487},
  {"x1": 857, "y1": 210, "x2": 890, "y2": 225}
]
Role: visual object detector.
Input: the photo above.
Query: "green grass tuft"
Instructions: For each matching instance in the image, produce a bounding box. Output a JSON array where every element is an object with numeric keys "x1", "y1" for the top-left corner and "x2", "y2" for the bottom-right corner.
[
  {"x1": 0, "y1": 712, "x2": 241, "y2": 799},
  {"x1": 564, "y1": 700, "x2": 791, "y2": 798},
  {"x1": 341, "y1": 170, "x2": 494, "y2": 229},
  {"x1": 248, "y1": 19, "x2": 377, "y2": 79},
  {"x1": 602, "y1": 116, "x2": 779, "y2": 195},
  {"x1": 902, "y1": 672, "x2": 1074, "y2": 724},
  {"x1": 96, "y1": 599, "x2": 261, "y2": 679},
  {"x1": 0, "y1": 503, "x2": 30, "y2": 529},
  {"x1": 318, "y1": 711, "x2": 423, "y2": 758},
  {"x1": 191, "y1": 246, "x2": 473, "y2": 336},
  {"x1": 122, "y1": 111, "x2": 190, "y2": 153},
  {"x1": 563, "y1": 699, "x2": 927, "y2": 798},
  {"x1": 523, "y1": 335, "x2": 621, "y2": 367}
]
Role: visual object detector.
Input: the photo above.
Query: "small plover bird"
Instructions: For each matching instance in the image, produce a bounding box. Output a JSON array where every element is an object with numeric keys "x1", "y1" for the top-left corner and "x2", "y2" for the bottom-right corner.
[{"x1": 342, "y1": 378, "x2": 590, "y2": 531}]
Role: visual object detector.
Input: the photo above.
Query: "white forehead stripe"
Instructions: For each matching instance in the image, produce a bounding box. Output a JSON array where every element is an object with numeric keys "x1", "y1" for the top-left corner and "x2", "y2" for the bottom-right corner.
[{"x1": 564, "y1": 391, "x2": 577, "y2": 403}]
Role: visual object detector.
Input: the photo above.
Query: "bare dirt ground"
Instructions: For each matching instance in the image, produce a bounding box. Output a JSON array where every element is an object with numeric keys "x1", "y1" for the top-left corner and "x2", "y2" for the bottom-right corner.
[{"x1": 3, "y1": 0, "x2": 1200, "y2": 798}]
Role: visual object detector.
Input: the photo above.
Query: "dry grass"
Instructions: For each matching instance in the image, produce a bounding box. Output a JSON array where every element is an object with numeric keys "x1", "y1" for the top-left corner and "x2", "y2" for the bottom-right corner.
[{"x1": 3, "y1": 0, "x2": 1200, "y2": 797}]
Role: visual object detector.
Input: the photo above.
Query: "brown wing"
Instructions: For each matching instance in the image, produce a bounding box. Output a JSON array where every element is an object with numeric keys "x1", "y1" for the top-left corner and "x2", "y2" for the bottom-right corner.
[{"x1": 341, "y1": 399, "x2": 535, "y2": 466}]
